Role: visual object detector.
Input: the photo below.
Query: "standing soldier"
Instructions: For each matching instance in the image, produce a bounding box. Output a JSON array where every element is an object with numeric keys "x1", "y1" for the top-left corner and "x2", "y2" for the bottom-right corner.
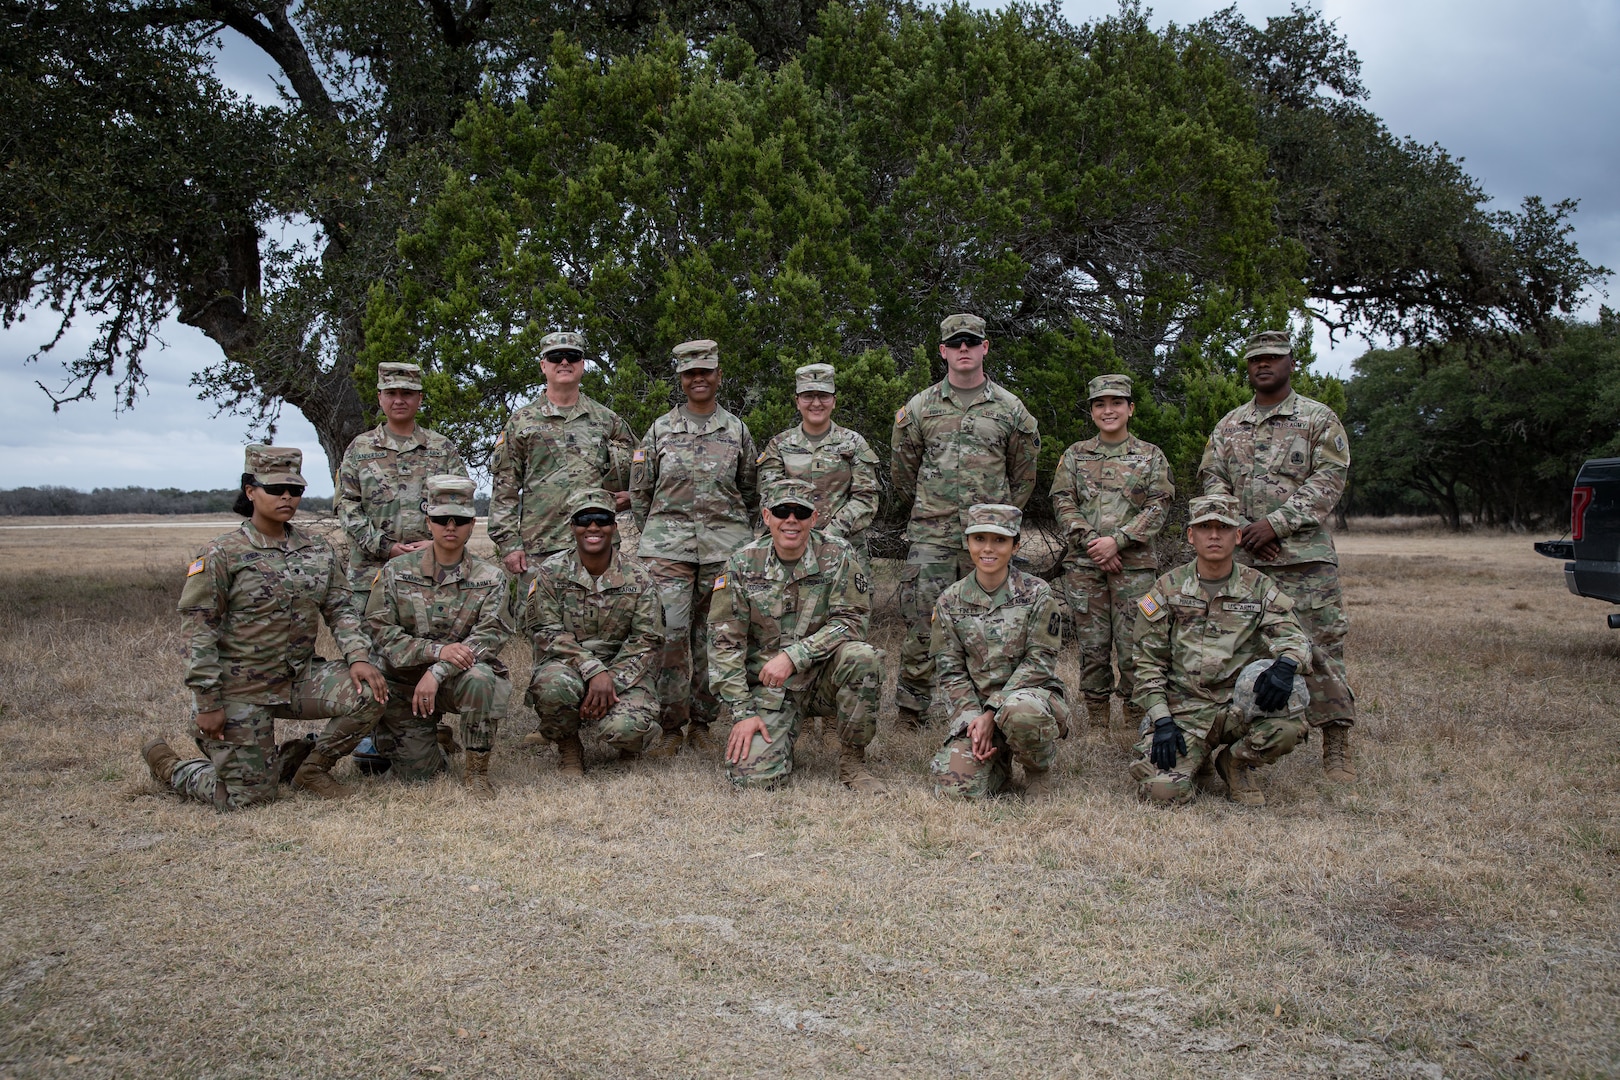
[
  {"x1": 488, "y1": 331, "x2": 638, "y2": 572},
  {"x1": 756, "y1": 363, "x2": 881, "y2": 562},
  {"x1": 1199, "y1": 330, "x2": 1357, "y2": 782},
  {"x1": 630, "y1": 339, "x2": 760, "y2": 755},
  {"x1": 713, "y1": 478, "x2": 888, "y2": 793},
  {"x1": 1129, "y1": 494, "x2": 1313, "y2": 806},
  {"x1": 140, "y1": 446, "x2": 388, "y2": 809},
  {"x1": 1049, "y1": 374, "x2": 1174, "y2": 729},
  {"x1": 364, "y1": 476, "x2": 514, "y2": 799},
  {"x1": 522, "y1": 488, "x2": 666, "y2": 777},
  {"x1": 891, "y1": 314, "x2": 1040, "y2": 727},
  {"x1": 928, "y1": 504, "x2": 1070, "y2": 799}
]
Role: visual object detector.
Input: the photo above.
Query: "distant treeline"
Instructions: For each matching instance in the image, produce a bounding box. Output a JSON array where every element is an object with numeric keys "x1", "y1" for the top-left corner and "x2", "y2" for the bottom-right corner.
[{"x1": 0, "y1": 486, "x2": 335, "y2": 516}]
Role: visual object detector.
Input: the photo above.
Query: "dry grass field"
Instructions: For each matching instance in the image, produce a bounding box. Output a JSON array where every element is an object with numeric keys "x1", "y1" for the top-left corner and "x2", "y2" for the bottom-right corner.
[{"x1": 0, "y1": 517, "x2": 1616, "y2": 1078}]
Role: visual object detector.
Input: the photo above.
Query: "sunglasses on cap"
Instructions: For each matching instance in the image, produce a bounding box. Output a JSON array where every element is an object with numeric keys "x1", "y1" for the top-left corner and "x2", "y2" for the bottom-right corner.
[
  {"x1": 255, "y1": 483, "x2": 305, "y2": 497},
  {"x1": 428, "y1": 514, "x2": 474, "y2": 527},
  {"x1": 769, "y1": 504, "x2": 814, "y2": 520},
  {"x1": 571, "y1": 510, "x2": 617, "y2": 528}
]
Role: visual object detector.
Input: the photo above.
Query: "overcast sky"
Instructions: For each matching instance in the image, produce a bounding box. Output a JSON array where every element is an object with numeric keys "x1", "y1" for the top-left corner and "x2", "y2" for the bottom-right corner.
[{"x1": 3, "y1": 0, "x2": 1614, "y2": 495}]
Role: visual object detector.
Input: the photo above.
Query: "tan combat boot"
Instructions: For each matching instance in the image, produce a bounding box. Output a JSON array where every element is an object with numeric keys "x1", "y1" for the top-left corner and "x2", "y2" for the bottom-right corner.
[
  {"x1": 1022, "y1": 764, "x2": 1054, "y2": 799},
  {"x1": 643, "y1": 729, "x2": 683, "y2": 758},
  {"x1": 292, "y1": 752, "x2": 358, "y2": 800},
  {"x1": 685, "y1": 723, "x2": 717, "y2": 754},
  {"x1": 896, "y1": 706, "x2": 924, "y2": 730},
  {"x1": 276, "y1": 733, "x2": 317, "y2": 783},
  {"x1": 1214, "y1": 746, "x2": 1264, "y2": 807},
  {"x1": 436, "y1": 721, "x2": 464, "y2": 757},
  {"x1": 556, "y1": 733, "x2": 585, "y2": 778},
  {"x1": 141, "y1": 737, "x2": 180, "y2": 786},
  {"x1": 464, "y1": 750, "x2": 495, "y2": 799},
  {"x1": 1084, "y1": 696, "x2": 1112, "y2": 729},
  {"x1": 520, "y1": 732, "x2": 548, "y2": 749},
  {"x1": 838, "y1": 743, "x2": 889, "y2": 795},
  {"x1": 1322, "y1": 723, "x2": 1357, "y2": 782}
]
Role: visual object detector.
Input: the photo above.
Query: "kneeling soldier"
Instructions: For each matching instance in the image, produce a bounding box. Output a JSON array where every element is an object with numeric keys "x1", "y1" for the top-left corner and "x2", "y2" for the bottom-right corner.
[
  {"x1": 929, "y1": 504, "x2": 1071, "y2": 799},
  {"x1": 1129, "y1": 494, "x2": 1312, "y2": 806},
  {"x1": 712, "y1": 478, "x2": 887, "y2": 792},
  {"x1": 523, "y1": 488, "x2": 665, "y2": 775},
  {"x1": 365, "y1": 475, "x2": 514, "y2": 798}
]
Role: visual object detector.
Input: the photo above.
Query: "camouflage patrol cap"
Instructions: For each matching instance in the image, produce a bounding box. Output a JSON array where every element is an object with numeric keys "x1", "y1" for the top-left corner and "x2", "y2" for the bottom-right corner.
[
  {"x1": 940, "y1": 313, "x2": 987, "y2": 343},
  {"x1": 762, "y1": 477, "x2": 818, "y2": 512},
  {"x1": 1087, "y1": 373, "x2": 1134, "y2": 401},
  {"x1": 1233, "y1": 659, "x2": 1310, "y2": 718},
  {"x1": 566, "y1": 487, "x2": 618, "y2": 518},
  {"x1": 422, "y1": 474, "x2": 477, "y2": 518},
  {"x1": 795, "y1": 363, "x2": 836, "y2": 394},
  {"x1": 673, "y1": 339, "x2": 720, "y2": 372},
  {"x1": 377, "y1": 362, "x2": 423, "y2": 391},
  {"x1": 964, "y1": 503, "x2": 1022, "y2": 537},
  {"x1": 244, "y1": 444, "x2": 306, "y2": 487},
  {"x1": 540, "y1": 331, "x2": 586, "y2": 358},
  {"x1": 1187, "y1": 494, "x2": 1243, "y2": 528},
  {"x1": 1243, "y1": 330, "x2": 1294, "y2": 360}
]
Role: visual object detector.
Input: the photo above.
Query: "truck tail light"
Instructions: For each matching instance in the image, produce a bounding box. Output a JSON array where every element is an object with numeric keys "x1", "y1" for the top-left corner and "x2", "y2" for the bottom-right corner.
[{"x1": 1572, "y1": 485, "x2": 1595, "y2": 541}]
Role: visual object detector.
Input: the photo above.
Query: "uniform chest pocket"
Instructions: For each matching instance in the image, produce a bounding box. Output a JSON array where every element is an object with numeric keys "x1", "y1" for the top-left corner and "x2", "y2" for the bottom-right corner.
[
  {"x1": 780, "y1": 449, "x2": 815, "y2": 478},
  {"x1": 444, "y1": 586, "x2": 494, "y2": 639}
]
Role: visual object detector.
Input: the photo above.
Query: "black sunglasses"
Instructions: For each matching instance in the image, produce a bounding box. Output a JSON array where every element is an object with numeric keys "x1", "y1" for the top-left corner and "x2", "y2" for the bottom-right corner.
[
  {"x1": 428, "y1": 514, "x2": 474, "y2": 527},
  {"x1": 769, "y1": 504, "x2": 814, "y2": 520},
  {"x1": 256, "y1": 483, "x2": 305, "y2": 497},
  {"x1": 545, "y1": 351, "x2": 583, "y2": 364},
  {"x1": 571, "y1": 511, "x2": 617, "y2": 528}
]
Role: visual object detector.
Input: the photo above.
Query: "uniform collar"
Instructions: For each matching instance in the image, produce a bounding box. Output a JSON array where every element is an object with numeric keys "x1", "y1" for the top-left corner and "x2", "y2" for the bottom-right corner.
[
  {"x1": 1182, "y1": 563, "x2": 1245, "y2": 599},
  {"x1": 1235, "y1": 390, "x2": 1299, "y2": 424},
  {"x1": 761, "y1": 536, "x2": 825, "y2": 583},
  {"x1": 940, "y1": 378, "x2": 995, "y2": 409},
  {"x1": 370, "y1": 422, "x2": 429, "y2": 450},
  {"x1": 242, "y1": 520, "x2": 310, "y2": 551},
  {"x1": 535, "y1": 391, "x2": 592, "y2": 419},
  {"x1": 562, "y1": 549, "x2": 631, "y2": 590},
  {"x1": 668, "y1": 404, "x2": 731, "y2": 432},
  {"x1": 962, "y1": 569, "x2": 1014, "y2": 610},
  {"x1": 417, "y1": 548, "x2": 468, "y2": 585}
]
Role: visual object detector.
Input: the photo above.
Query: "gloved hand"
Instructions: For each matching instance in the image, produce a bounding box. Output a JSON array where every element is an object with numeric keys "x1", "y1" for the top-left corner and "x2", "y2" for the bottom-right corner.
[
  {"x1": 1253, "y1": 657, "x2": 1298, "y2": 713},
  {"x1": 1150, "y1": 717, "x2": 1187, "y2": 772}
]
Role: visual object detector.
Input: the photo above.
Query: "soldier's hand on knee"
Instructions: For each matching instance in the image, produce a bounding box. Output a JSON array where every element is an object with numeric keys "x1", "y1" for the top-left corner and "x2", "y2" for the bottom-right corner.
[
  {"x1": 1253, "y1": 657, "x2": 1298, "y2": 712},
  {"x1": 196, "y1": 708, "x2": 226, "y2": 738},
  {"x1": 758, "y1": 652, "x2": 795, "y2": 688},
  {"x1": 413, "y1": 671, "x2": 440, "y2": 717},
  {"x1": 350, "y1": 661, "x2": 389, "y2": 703},
  {"x1": 438, "y1": 643, "x2": 476, "y2": 670},
  {"x1": 581, "y1": 672, "x2": 618, "y2": 721},
  {"x1": 968, "y1": 709, "x2": 998, "y2": 761},
  {"x1": 726, "y1": 715, "x2": 769, "y2": 764},
  {"x1": 1150, "y1": 717, "x2": 1187, "y2": 772}
]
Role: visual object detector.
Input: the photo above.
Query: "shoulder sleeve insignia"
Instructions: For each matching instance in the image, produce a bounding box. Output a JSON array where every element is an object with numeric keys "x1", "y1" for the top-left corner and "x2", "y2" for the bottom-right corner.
[
  {"x1": 756, "y1": 450, "x2": 768, "y2": 464},
  {"x1": 526, "y1": 578, "x2": 538, "y2": 598},
  {"x1": 713, "y1": 573, "x2": 727, "y2": 591},
  {"x1": 373, "y1": 569, "x2": 383, "y2": 585},
  {"x1": 1335, "y1": 435, "x2": 1347, "y2": 453},
  {"x1": 1137, "y1": 592, "x2": 1167, "y2": 621},
  {"x1": 186, "y1": 557, "x2": 206, "y2": 577},
  {"x1": 494, "y1": 432, "x2": 505, "y2": 448},
  {"x1": 1047, "y1": 611, "x2": 1062, "y2": 638},
  {"x1": 632, "y1": 448, "x2": 646, "y2": 463},
  {"x1": 894, "y1": 405, "x2": 909, "y2": 426},
  {"x1": 854, "y1": 572, "x2": 869, "y2": 595}
]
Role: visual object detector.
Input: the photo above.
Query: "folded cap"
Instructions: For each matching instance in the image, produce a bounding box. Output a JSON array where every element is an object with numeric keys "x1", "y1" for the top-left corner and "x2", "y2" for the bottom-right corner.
[
  {"x1": 1243, "y1": 330, "x2": 1293, "y2": 360},
  {"x1": 244, "y1": 444, "x2": 306, "y2": 487},
  {"x1": 540, "y1": 331, "x2": 586, "y2": 358},
  {"x1": 1087, "y1": 373, "x2": 1133, "y2": 401},
  {"x1": 567, "y1": 487, "x2": 618, "y2": 518},
  {"x1": 964, "y1": 503, "x2": 1022, "y2": 537},
  {"x1": 673, "y1": 339, "x2": 720, "y2": 372},
  {"x1": 939, "y1": 312, "x2": 986, "y2": 343},
  {"x1": 1186, "y1": 494, "x2": 1243, "y2": 527},
  {"x1": 422, "y1": 475, "x2": 477, "y2": 518},
  {"x1": 795, "y1": 363, "x2": 836, "y2": 395},
  {"x1": 762, "y1": 477, "x2": 819, "y2": 512},
  {"x1": 377, "y1": 362, "x2": 423, "y2": 391}
]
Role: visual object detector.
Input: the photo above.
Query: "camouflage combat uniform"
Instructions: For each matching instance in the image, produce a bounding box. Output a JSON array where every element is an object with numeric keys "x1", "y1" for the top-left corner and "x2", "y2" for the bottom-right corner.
[
  {"x1": 756, "y1": 422, "x2": 880, "y2": 558},
  {"x1": 891, "y1": 380, "x2": 1039, "y2": 715},
  {"x1": 488, "y1": 394, "x2": 637, "y2": 562},
  {"x1": 1129, "y1": 560, "x2": 1312, "y2": 803},
  {"x1": 1199, "y1": 390, "x2": 1355, "y2": 730},
  {"x1": 929, "y1": 563, "x2": 1070, "y2": 800},
  {"x1": 630, "y1": 403, "x2": 759, "y2": 735},
  {"x1": 364, "y1": 549, "x2": 514, "y2": 778},
  {"x1": 709, "y1": 530, "x2": 880, "y2": 788},
  {"x1": 1050, "y1": 432, "x2": 1174, "y2": 712},
  {"x1": 525, "y1": 547, "x2": 665, "y2": 754},
  {"x1": 171, "y1": 520, "x2": 384, "y2": 810},
  {"x1": 336, "y1": 424, "x2": 468, "y2": 606}
]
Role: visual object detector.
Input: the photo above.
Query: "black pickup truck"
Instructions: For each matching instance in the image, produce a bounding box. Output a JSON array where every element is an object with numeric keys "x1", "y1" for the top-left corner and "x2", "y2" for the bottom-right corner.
[{"x1": 1536, "y1": 457, "x2": 1620, "y2": 629}]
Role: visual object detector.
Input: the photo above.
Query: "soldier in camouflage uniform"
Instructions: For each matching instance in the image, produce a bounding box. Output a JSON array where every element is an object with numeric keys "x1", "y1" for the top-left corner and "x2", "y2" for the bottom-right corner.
[
  {"x1": 521, "y1": 489, "x2": 665, "y2": 777},
  {"x1": 929, "y1": 504, "x2": 1070, "y2": 799},
  {"x1": 1129, "y1": 494, "x2": 1313, "y2": 807},
  {"x1": 891, "y1": 314, "x2": 1040, "y2": 727},
  {"x1": 489, "y1": 331, "x2": 638, "y2": 573},
  {"x1": 630, "y1": 339, "x2": 760, "y2": 755},
  {"x1": 364, "y1": 476, "x2": 514, "y2": 798},
  {"x1": 712, "y1": 478, "x2": 887, "y2": 793},
  {"x1": 1199, "y1": 330, "x2": 1357, "y2": 782},
  {"x1": 141, "y1": 446, "x2": 389, "y2": 810},
  {"x1": 756, "y1": 363, "x2": 881, "y2": 563},
  {"x1": 1050, "y1": 374, "x2": 1174, "y2": 728}
]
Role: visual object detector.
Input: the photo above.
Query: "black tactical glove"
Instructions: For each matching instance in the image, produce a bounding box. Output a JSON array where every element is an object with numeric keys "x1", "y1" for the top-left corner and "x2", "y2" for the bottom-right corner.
[
  {"x1": 1150, "y1": 717, "x2": 1187, "y2": 772},
  {"x1": 1253, "y1": 657, "x2": 1298, "y2": 713}
]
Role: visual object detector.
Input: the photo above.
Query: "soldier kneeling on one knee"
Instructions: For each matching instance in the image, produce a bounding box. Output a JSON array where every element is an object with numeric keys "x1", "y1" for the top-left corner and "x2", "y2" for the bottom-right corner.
[{"x1": 1128, "y1": 494, "x2": 1312, "y2": 807}]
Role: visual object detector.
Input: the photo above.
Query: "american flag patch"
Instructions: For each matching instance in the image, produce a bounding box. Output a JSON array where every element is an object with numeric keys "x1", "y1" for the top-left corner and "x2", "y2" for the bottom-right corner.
[
  {"x1": 713, "y1": 574, "x2": 728, "y2": 591},
  {"x1": 186, "y1": 557, "x2": 206, "y2": 577},
  {"x1": 633, "y1": 448, "x2": 646, "y2": 463},
  {"x1": 1138, "y1": 593, "x2": 1161, "y2": 618}
]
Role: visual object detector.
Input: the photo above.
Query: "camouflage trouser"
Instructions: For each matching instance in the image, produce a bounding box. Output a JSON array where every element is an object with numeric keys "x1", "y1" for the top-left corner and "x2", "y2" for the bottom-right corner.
[
  {"x1": 528, "y1": 660, "x2": 661, "y2": 754},
  {"x1": 727, "y1": 642, "x2": 882, "y2": 790},
  {"x1": 929, "y1": 688, "x2": 1071, "y2": 799},
  {"x1": 1264, "y1": 561, "x2": 1356, "y2": 728},
  {"x1": 374, "y1": 663, "x2": 511, "y2": 779},
  {"x1": 645, "y1": 558, "x2": 726, "y2": 732},
  {"x1": 1129, "y1": 705, "x2": 1306, "y2": 804},
  {"x1": 897, "y1": 543, "x2": 972, "y2": 714},
  {"x1": 1060, "y1": 560, "x2": 1156, "y2": 702},
  {"x1": 170, "y1": 661, "x2": 385, "y2": 811}
]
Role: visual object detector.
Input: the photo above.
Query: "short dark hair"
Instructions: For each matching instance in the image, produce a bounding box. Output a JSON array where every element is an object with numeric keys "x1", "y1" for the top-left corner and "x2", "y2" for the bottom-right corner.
[{"x1": 233, "y1": 473, "x2": 255, "y2": 516}]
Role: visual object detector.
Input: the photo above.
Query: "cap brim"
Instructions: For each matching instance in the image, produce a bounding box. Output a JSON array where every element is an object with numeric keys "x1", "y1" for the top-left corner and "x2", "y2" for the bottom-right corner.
[
  {"x1": 256, "y1": 471, "x2": 307, "y2": 487},
  {"x1": 1188, "y1": 513, "x2": 1242, "y2": 527},
  {"x1": 964, "y1": 524, "x2": 1017, "y2": 537},
  {"x1": 377, "y1": 380, "x2": 423, "y2": 390},
  {"x1": 1088, "y1": 392, "x2": 1132, "y2": 402},
  {"x1": 1244, "y1": 346, "x2": 1291, "y2": 360},
  {"x1": 676, "y1": 360, "x2": 720, "y2": 371},
  {"x1": 426, "y1": 503, "x2": 477, "y2": 518},
  {"x1": 769, "y1": 500, "x2": 816, "y2": 513},
  {"x1": 797, "y1": 383, "x2": 836, "y2": 395}
]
